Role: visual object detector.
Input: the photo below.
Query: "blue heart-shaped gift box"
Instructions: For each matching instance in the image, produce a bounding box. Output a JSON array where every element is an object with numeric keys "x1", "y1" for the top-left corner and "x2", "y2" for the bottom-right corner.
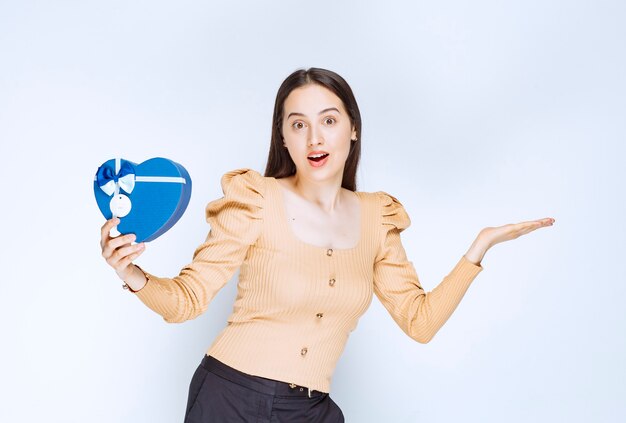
[{"x1": 93, "y1": 157, "x2": 192, "y2": 242}]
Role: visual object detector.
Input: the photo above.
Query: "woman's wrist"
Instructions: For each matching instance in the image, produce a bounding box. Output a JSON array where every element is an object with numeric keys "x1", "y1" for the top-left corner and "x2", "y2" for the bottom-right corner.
[
  {"x1": 464, "y1": 236, "x2": 490, "y2": 266},
  {"x1": 122, "y1": 264, "x2": 148, "y2": 293}
]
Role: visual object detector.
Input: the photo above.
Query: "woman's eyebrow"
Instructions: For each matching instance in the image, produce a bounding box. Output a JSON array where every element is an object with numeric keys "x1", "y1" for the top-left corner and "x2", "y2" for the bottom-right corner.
[{"x1": 287, "y1": 107, "x2": 341, "y2": 120}]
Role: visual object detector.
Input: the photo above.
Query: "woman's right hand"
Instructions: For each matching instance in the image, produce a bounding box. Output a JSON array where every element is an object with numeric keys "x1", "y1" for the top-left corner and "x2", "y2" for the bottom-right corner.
[{"x1": 100, "y1": 217, "x2": 146, "y2": 282}]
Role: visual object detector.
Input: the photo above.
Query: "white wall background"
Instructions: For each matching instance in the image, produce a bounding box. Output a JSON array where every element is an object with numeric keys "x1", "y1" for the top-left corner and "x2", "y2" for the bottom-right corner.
[{"x1": 1, "y1": 1, "x2": 624, "y2": 422}]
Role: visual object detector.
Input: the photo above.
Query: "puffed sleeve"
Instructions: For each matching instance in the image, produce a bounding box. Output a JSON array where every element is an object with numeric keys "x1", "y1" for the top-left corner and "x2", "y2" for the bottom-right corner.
[
  {"x1": 131, "y1": 168, "x2": 265, "y2": 323},
  {"x1": 372, "y1": 191, "x2": 483, "y2": 343}
]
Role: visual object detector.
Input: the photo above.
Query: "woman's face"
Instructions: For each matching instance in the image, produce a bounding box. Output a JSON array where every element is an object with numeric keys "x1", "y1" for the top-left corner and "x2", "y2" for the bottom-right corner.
[{"x1": 281, "y1": 84, "x2": 356, "y2": 182}]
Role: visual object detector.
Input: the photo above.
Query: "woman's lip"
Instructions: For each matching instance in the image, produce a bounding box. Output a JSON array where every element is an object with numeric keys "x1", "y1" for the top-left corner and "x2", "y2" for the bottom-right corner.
[
  {"x1": 307, "y1": 150, "x2": 329, "y2": 158},
  {"x1": 308, "y1": 154, "x2": 329, "y2": 168}
]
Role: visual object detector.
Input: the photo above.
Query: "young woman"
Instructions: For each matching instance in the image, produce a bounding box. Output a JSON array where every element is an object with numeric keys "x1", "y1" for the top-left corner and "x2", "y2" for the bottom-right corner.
[{"x1": 99, "y1": 67, "x2": 555, "y2": 422}]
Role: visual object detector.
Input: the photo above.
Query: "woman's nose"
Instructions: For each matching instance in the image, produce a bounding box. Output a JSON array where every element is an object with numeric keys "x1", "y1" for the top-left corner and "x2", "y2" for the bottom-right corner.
[{"x1": 307, "y1": 125, "x2": 324, "y2": 146}]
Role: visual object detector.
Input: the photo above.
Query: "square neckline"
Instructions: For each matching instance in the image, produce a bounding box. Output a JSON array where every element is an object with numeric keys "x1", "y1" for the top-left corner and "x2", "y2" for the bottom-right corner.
[{"x1": 270, "y1": 176, "x2": 365, "y2": 252}]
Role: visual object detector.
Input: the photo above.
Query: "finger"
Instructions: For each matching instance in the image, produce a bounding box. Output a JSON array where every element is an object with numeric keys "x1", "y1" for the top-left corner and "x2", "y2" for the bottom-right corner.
[
  {"x1": 110, "y1": 233, "x2": 137, "y2": 250},
  {"x1": 520, "y1": 225, "x2": 539, "y2": 236},
  {"x1": 514, "y1": 220, "x2": 541, "y2": 228},
  {"x1": 516, "y1": 219, "x2": 554, "y2": 236},
  {"x1": 501, "y1": 222, "x2": 537, "y2": 240},
  {"x1": 100, "y1": 217, "x2": 120, "y2": 239},
  {"x1": 503, "y1": 222, "x2": 531, "y2": 237},
  {"x1": 532, "y1": 218, "x2": 555, "y2": 224},
  {"x1": 102, "y1": 233, "x2": 136, "y2": 260},
  {"x1": 107, "y1": 242, "x2": 144, "y2": 268},
  {"x1": 515, "y1": 220, "x2": 546, "y2": 232},
  {"x1": 100, "y1": 217, "x2": 120, "y2": 245},
  {"x1": 116, "y1": 247, "x2": 145, "y2": 271},
  {"x1": 526, "y1": 218, "x2": 554, "y2": 229},
  {"x1": 102, "y1": 234, "x2": 137, "y2": 261}
]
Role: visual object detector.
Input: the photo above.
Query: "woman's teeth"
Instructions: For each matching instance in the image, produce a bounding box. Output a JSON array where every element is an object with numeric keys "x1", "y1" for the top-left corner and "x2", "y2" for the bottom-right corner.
[{"x1": 308, "y1": 153, "x2": 329, "y2": 162}]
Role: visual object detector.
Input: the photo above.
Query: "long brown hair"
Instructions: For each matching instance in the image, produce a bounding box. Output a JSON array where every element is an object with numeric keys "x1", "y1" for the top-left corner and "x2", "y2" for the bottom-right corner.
[{"x1": 263, "y1": 67, "x2": 362, "y2": 191}]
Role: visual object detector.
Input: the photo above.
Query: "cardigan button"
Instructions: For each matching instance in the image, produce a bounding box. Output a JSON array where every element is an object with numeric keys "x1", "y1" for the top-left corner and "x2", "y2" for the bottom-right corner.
[
  {"x1": 316, "y1": 313, "x2": 324, "y2": 318},
  {"x1": 301, "y1": 347, "x2": 308, "y2": 356},
  {"x1": 328, "y1": 278, "x2": 336, "y2": 287},
  {"x1": 326, "y1": 248, "x2": 333, "y2": 256}
]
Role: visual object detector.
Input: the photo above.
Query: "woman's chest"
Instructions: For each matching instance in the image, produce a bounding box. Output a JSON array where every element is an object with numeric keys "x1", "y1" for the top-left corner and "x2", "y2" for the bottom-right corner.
[{"x1": 275, "y1": 180, "x2": 362, "y2": 250}]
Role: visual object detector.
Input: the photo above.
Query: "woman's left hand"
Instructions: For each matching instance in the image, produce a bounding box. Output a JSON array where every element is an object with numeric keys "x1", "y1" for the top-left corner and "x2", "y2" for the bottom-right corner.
[{"x1": 464, "y1": 217, "x2": 555, "y2": 265}]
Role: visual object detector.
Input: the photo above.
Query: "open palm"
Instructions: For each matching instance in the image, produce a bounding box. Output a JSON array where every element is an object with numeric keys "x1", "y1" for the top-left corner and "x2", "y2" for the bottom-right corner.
[{"x1": 480, "y1": 217, "x2": 555, "y2": 248}]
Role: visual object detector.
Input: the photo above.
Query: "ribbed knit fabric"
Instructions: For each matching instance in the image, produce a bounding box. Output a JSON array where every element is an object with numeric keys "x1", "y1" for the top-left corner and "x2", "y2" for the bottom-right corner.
[{"x1": 132, "y1": 168, "x2": 483, "y2": 393}]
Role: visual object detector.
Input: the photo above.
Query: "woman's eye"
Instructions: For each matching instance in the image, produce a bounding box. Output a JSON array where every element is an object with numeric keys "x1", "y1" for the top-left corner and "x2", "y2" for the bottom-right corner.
[{"x1": 291, "y1": 118, "x2": 334, "y2": 129}]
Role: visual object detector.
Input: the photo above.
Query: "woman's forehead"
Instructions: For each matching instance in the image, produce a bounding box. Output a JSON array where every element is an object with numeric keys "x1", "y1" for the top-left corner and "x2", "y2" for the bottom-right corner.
[{"x1": 283, "y1": 84, "x2": 345, "y2": 115}]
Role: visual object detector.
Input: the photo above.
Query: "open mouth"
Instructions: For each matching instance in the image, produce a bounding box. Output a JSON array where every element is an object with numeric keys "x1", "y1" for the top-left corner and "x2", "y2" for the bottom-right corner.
[
  {"x1": 308, "y1": 153, "x2": 329, "y2": 162},
  {"x1": 307, "y1": 153, "x2": 330, "y2": 167}
]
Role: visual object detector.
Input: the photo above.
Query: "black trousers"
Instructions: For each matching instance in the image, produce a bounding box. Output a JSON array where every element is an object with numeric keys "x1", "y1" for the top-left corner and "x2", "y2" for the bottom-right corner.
[{"x1": 184, "y1": 355, "x2": 345, "y2": 422}]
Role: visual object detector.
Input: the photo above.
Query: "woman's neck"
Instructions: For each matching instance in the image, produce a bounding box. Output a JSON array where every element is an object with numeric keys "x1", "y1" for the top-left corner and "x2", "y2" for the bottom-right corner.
[{"x1": 280, "y1": 173, "x2": 347, "y2": 213}]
